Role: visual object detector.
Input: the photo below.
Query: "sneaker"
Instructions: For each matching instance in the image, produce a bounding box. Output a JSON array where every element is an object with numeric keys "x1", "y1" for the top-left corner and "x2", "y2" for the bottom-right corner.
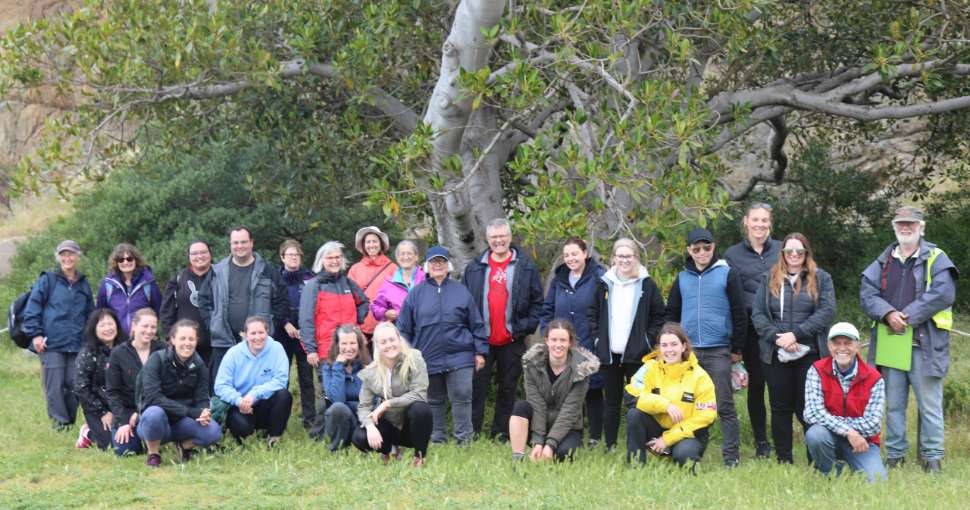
[
  {"x1": 146, "y1": 453, "x2": 162, "y2": 468},
  {"x1": 267, "y1": 437, "x2": 280, "y2": 449},
  {"x1": 75, "y1": 425, "x2": 92, "y2": 449},
  {"x1": 724, "y1": 458, "x2": 740, "y2": 469},
  {"x1": 755, "y1": 441, "x2": 771, "y2": 459},
  {"x1": 587, "y1": 438, "x2": 600, "y2": 449}
]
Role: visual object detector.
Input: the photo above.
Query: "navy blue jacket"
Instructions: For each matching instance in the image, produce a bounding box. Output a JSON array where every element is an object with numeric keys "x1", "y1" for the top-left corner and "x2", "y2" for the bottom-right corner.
[
  {"x1": 540, "y1": 259, "x2": 605, "y2": 389},
  {"x1": 322, "y1": 360, "x2": 364, "y2": 407},
  {"x1": 665, "y1": 255, "x2": 747, "y2": 352},
  {"x1": 462, "y1": 247, "x2": 543, "y2": 340},
  {"x1": 22, "y1": 270, "x2": 94, "y2": 352},
  {"x1": 398, "y1": 276, "x2": 488, "y2": 375}
]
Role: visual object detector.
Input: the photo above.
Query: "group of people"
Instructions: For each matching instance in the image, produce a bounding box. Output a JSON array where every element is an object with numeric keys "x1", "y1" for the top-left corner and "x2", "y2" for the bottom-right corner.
[{"x1": 21, "y1": 204, "x2": 957, "y2": 478}]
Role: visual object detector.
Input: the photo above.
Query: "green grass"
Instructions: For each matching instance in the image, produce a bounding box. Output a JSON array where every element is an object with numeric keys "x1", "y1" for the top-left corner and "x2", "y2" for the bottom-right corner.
[{"x1": 1, "y1": 333, "x2": 969, "y2": 509}]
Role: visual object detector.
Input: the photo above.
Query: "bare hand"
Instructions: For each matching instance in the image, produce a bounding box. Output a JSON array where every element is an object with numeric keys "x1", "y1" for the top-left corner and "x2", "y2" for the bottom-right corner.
[
  {"x1": 335, "y1": 353, "x2": 348, "y2": 364},
  {"x1": 197, "y1": 408, "x2": 212, "y2": 426},
  {"x1": 100, "y1": 412, "x2": 113, "y2": 432},
  {"x1": 384, "y1": 310, "x2": 398, "y2": 321},
  {"x1": 239, "y1": 395, "x2": 255, "y2": 414},
  {"x1": 369, "y1": 401, "x2": 390, "y2": 423},
  {"x1": 114, "y1": 424, "x2": 133, "y2": 444},
  {"x1": 846, "y1": 429, "x2": 869, "y2": 453},
  {"x1": 885, "y1": 311, "x2": 908, "y2": 334},
  {"x1": 366, "y1": 424, "x2": 383, "y2": 450},
  {"x1": 666, "y1": 404, "x2": 684, "y2": 424},
  {"x1": 129, "y1": 412, "x2": 139, "y2": 428},
  {"x1": 32, "y1": 336, "x2": 46, "y2": 353},
  {"x1": 775, "y1": 332, "x2": 797, "y2": 350},
  {"x1": 529, "y1": 444, "x2": 545, "y2": 462},
  {"x1": 647, "y1": 437, "x2": 668, "y2": 454},
  {"x1": 475, "y1": 355, "x2": 486, "y2": 372},
  {"x1": 307, "y1": 353, "x2": 320, "y2": 367},
  {"x1": 284, "y1": 323, "x2": 300, "y2": 340},
  {"x1": 541, "y1": 445, "x2": 555, "y2": 460}
]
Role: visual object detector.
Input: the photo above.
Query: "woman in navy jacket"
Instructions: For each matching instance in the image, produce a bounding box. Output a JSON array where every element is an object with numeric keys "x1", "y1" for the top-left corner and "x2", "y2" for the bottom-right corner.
[
  {"x1": 540, "y1": 238, "x2": 606, "y2": 446},
  {"x1": 319, "y1": 324, "x2": 371, "y2": 451}
]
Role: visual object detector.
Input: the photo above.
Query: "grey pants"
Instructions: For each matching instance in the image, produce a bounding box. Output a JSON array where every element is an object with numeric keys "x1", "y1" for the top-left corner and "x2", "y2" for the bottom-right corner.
[
  {"x1": 40, "y1": 351, "x2": 79, "y2": 425},
  {"x1": 428, "y1": 366, "x2": 474, "y2": 443},
  {"x1": 693, "y1": 346, "x2": 740, "y2": 462},
  {"x1": 323, "y1": 402, "x2": 358, "y2": 451}
]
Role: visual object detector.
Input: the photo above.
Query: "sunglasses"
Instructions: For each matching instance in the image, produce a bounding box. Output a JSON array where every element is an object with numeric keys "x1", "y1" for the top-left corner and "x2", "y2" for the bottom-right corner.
[
  {"x1": 783, "y1": 248, "x2": 806, "y2": 255},
  {"x1": 116, "y1": 256, "x2": 135, "y2": 263},
  {"x1": 689, "y1": 244, "x2": 714, "y2": 255}
]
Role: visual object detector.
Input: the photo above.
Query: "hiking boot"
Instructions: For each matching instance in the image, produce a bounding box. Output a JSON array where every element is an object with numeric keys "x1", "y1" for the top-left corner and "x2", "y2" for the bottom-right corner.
[
  {"x1": 887, "y1": 457, "x2": 905, "y2": 469},
  {"x1": 755, "y1": 441, "x2": 771, "y2": 459},
  {"x1": 922, "y1": 459, "x2": 941, "y2": 474},
  {"x1": 75, "y1": 424, "x2": 92, "y2": 449},
  {"x1": 146, "y1": 453, "x2": 162, "y2": 468}
]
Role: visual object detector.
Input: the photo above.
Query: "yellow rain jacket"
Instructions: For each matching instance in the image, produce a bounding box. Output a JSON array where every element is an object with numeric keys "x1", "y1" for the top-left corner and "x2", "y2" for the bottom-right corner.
[{"x1": 624, "y1": 351, "x2": 717, "y2": 446}]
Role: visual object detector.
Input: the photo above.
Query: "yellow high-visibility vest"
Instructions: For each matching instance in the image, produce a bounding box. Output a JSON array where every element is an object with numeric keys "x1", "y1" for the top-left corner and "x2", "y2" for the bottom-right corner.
[{"x1": 926, "y1": 248, "x2": 953, "y2": 331}]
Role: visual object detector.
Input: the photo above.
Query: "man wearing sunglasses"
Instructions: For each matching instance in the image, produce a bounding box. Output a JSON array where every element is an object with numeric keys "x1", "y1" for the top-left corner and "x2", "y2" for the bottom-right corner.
[{"x1": 665, "y1": 227, "x2": 747, "y2": 467}]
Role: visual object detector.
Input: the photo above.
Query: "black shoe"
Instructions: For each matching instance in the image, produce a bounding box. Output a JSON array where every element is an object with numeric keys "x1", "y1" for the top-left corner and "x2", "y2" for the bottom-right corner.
[
  {"x1": 175, "y1": 442, "x2": 194, "y2": 462},
  {"x1": 587, "y1": 438, "x2": 600, "y2": 449},
  {"x1": 52, "y1": 421, "x2": 72, "y2": 432},
  {"x1": 724, "y1": 458, "x2": 740, "y2": 468},
  {"x1": 922, "y1": 459, "x2": 941, "y2": 474},
  {"x1": 755, "y1": 441, "x2": 771, "y2": 459},
  {"x1": 887, "y1": 457, "x2": 905, "y2": 469}
]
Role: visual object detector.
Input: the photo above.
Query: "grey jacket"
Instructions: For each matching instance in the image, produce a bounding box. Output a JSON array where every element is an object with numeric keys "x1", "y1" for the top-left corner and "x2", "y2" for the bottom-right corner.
[
  {"x1": 198, "y1": 254, "x2": 288, "y2": 349},
  {"x1": 860, "y1": 240, "x2": 958, "y2": 377},
  {"x1": 521, "y1": 343, "x2": 600, "y2": 449},
  {"x1": 751, "y1": 268, "x2": 836, "y2": 365},
  {"x1": 357, "y1": 350, "x2": 429, "y2": 430}
]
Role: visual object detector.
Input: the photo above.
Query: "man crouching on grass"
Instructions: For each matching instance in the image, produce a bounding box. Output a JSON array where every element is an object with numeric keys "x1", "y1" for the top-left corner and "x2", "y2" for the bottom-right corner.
[{"x1": 803, "y1": 322, "x2": 886, "y2": 482}]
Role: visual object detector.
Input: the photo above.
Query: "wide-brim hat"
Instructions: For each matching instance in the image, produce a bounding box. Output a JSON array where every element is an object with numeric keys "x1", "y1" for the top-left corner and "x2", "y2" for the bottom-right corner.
[{"x1": 354, "y1": 226, "x2": 390, "y2": 254}]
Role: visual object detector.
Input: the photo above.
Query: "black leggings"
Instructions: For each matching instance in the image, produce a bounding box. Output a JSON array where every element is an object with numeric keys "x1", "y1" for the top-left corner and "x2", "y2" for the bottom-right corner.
[
  {"x1": 512, "y1": 400, "x2": 583, "y2": 462},
  {"x1": 586, "y1": 387, "x2": 604, "y2": 442},
  {"x1": 763, "y1": 353, "x2": 818, "y2": 462},
  {"x1": 626, "y1": 408, "x2": 709, "y2": 466},
  {"x1": 601, "y1": 359, "x2": 640, "y2": 448},
  {"x1": 742, "y1": 323, "x2": 769, "y2": 445},
  {"x1": 353, "y1": 401, "x2": 433, "y2": 458},
  {"x1": 226, "y1": 389, "x2": 293, "y2": 440},
  {"x1": 82, "y1": 410, "x2": 113, "y2": 450}
]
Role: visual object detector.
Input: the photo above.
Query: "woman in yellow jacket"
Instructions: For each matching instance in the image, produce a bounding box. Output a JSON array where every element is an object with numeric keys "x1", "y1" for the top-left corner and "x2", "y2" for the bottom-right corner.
[{"x1": 625, "y1": 322, "x2": 717, "y2": 466}]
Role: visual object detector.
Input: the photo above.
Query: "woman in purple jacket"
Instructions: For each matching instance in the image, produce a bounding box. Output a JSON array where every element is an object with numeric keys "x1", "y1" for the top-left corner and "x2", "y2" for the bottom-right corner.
[
  {"x1": 371, "y1": 240, "x2": 425, "y2": 323},
  {"x1": 96, "y1": 243, "x2": 162, "y2": 337}
]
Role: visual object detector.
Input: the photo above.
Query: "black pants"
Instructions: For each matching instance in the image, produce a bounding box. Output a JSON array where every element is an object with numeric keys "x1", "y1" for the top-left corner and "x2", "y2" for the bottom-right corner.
[
  {"x1": 82, "y1": 410, "x2": 113, "y2": 450},
  {"x1": 763, "y1": 352, "x2": 818, "y2": 462},
  {"x1": 280, "y1": 335, "x2": 317, "y2": 428},
  {"x1": 742, "y1": 323, "x2": 769, "y2": 445},
  {"x1": 511, "y1": 400, "x2": 583, "y2": 461},
  {"x1": 586, "y1": 387, "x2": 604, "y2": 442},
  {"x1": 472, "y1": 340, "x2": 526, "y2": 438},
  {"x1": 208, "y1": 346, "x2": 231, "y2": 395},
  {"x1": 353, "y1": 401, "x2": 433, "y2": 458},
  {"x1": 601, "y1": 357, "x2": 640, "y2": 448},
  {"x1": 626, "y1": 408, "x2": 709, "y2": 466},
  {"x1": 226, "y1": 389, "x2": 293, "y2": 440}
]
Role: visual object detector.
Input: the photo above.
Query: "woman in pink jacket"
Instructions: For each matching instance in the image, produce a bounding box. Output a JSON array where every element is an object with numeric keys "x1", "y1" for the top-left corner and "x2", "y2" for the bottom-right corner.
[
  {"x1": 371, "y1": 240, "x2": 425, "y2": 323},
  {"x1": 348, "y1": 226, "x2": 398, "y2": 337}
]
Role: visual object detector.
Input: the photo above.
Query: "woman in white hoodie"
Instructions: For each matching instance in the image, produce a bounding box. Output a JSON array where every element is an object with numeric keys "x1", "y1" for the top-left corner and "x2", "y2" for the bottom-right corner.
[{"x1": 589, "y1": 238, "x2": 666, "y2": 451}]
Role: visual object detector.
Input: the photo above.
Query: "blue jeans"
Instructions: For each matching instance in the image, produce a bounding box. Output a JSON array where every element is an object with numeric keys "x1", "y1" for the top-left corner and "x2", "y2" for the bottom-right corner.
[
  {"x1": 136, "y1": 406, "x2": 222, "y2": 447},
  {"x1": 111, "y1": 425, "x2": 143, "y2": 456},
  {"x1": 882, "y1": 347, "x2": 945, "y2": 461},
  {"x1": 805, "y1": 425, "x2": 887, "y2": 482},
  {"x1": 428, "y1": 367, "x2": 474, "y2": 443}
]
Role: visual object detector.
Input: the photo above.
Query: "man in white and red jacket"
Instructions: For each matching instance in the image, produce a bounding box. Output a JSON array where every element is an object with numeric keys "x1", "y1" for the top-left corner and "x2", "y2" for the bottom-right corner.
[{"x1": 803, "y1": 322, "x2": 886, "y2": 482}]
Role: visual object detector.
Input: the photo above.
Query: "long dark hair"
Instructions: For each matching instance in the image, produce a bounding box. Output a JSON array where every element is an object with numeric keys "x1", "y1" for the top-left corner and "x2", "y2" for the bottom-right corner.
[
  {"x1": 83, "y1": 308, "x2": 124, "y2": 352},
  {"x1": 327, "y1": 324, "x2": 372, "y2": 366},
  {"x1": 769, "y1": 232, "x2": 819, "y2": 302},
  {"x1": 656, "y1": 322, "x2": 693, "y2": 362}
]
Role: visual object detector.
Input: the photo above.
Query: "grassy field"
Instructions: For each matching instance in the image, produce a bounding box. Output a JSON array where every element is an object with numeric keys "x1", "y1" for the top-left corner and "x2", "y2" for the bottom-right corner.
[{"x1": 0, "y1": 329, "x2": 969, "y2": 510}]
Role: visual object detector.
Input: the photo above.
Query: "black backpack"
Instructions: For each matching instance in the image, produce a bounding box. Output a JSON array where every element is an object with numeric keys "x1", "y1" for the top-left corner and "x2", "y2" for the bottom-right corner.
[{"x1": 8, "y1": 273, "x2": 53, "y2": 349}]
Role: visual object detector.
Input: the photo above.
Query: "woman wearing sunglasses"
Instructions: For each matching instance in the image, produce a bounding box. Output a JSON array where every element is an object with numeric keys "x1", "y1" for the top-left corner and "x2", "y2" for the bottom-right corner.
[
  {"x1": 96, "y1": 243, "x2": 162, "y2": 337},
  {"x1": 751, "y1": 232, "x2": 835, "y2": 463}
]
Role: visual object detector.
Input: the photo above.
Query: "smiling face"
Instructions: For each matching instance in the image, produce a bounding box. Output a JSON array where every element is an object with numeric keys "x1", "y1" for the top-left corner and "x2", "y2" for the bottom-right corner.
[
  {"x1": 322, "y1": 250, "x2": 344, "y2": 274},
  {"x1": 562, "y1": 243, "x2": 587, "y2": 274},
  {"x1": 427, "y1": 257, "x2": 449, "y2": 281},
  {"x1": 281, "y1": 248, "x2": 302, "y2": 272},
  {"x1": 96, "y1": 315, "x2": 118, "y2": 345},
  {"x1": 230, "y1": 229, "x2": 254, "y2": 261},
  {"x1": 613, "y1": 246, "x2": 638, "y2": 278},
  {"x1": 783, "y1": 238, "x2": 807, "y2": 273},
  {"x1": 363, "y1": 233, "x2": 383, "y2": 258},
  {"x1": 658, "y1": 333, "x2": 687, "y2": 364},
  {"x1": 373, "y1": 327, "x2": 402, "y2": 365},
  {"x1": 545, "y1": 327, "x2": 572, "y2": 364},
  {"x1": 171, "y1": 325, "x2": 198, "y2": 362},
  {"x1": 893, "y1": 220, "x2": 923, "y2": 246},
  {"x1": 132, "y1": 314, "x2": 157, "y2": 345},
  {"x1": 688, "y1": 241, "x2": 715, "y2": 270},
  {"x1": 337, "y1": 332, "x2": 360, "y2": 361},
  {"x1": 116, "y1": 251, "x2": 136, "y2": 276},
  {"x1": 188, "y1": 242, "x2": 211, "y2": 273},
  {"x1": 58, "y1": 251, "x2": 79, "y2": 273},
  {"x1": 245, "y1": 320, "x2": 268, "y2": 356},
  {"x1": 827, "y1": 336, "x2": 860, "y2": 368},
  {"x1": 486, "y1": 225, "x2": 511, "y2": 258},
  {"x1": 395, "y1": 244, "x2": 417, "y2": 270},
  {"x1": 744, "y1": 207, "x2": 772, "y2": 243}
]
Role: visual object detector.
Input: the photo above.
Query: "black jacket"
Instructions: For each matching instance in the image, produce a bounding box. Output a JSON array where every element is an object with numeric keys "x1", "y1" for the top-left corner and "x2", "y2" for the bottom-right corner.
[
  {"x1": 751, "y1": 268, "x2": 836, "y2": 365},
  {"x1": 137, "y1": 346, "x2": 211, "y2": 421},
  {"x1": 74, "y1": 342, "x2": 114, "y2": 417},
  {"x1": 722, "y1": 238, "x2": 781, "y2": 312},
  {"x1": 462, "y1": 247, "x2": 544, "y2": 340},
  {"x1": 159, "y1": 267, "x2": 212, "y2": 345},
  {"x1": 589, "y1": 272, "x2": 666, "y2": 365},
  {"x1": 105, "y1": 340, "x2": 166, "y2": 428}
]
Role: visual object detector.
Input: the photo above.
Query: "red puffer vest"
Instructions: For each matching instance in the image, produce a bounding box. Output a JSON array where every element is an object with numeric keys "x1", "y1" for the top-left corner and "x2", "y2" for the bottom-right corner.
[{"x1": 813, "y1": 355, "x2": 882, "y2": 445}]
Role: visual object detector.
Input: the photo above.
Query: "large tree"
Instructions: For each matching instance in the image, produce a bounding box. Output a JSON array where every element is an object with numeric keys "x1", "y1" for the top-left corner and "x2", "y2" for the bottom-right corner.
[{"x1": 2, "y1": 0, "x2": 968, "y2": 279}]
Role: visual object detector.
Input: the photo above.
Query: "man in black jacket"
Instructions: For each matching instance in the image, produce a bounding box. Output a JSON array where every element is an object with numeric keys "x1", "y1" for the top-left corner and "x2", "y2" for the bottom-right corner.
[{"x1": 463, "y1": 219, "x2": 544, "y2": 441}]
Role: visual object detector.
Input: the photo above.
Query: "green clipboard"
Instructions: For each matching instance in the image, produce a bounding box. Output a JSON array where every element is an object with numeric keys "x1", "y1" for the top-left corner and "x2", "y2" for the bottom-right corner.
[{"x1": 874, "y1": 324, "x2": 913, "y2": 371}]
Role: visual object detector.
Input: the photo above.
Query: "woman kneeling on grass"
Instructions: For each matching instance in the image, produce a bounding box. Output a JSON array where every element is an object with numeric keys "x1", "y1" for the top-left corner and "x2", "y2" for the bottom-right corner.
[
  {"x1": 137, "y1": 319, "x2": 221, "y2": 467},
  {"x1": 320, "y1": 324, "x2": 371, "y2": 451},
  {"x1": 625, "y1": 323, "x2": 717, "y2": 469},
  {"x1": 214, "y1": 316, "x2": 292, "y2": 446},
  {"x1": 74, "y1": 309, "x2": 124, "y2": 450},
  {"x1": 352, "y1": 321, "x2": 431, "y2": 467},
  {"x1": 510, "y1": 320, "x2": 600, "y2": 462}
]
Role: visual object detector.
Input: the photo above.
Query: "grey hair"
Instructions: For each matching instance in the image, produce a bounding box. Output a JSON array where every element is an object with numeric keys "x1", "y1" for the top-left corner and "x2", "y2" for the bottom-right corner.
[
  {"x1": 485, "y1": 218, "x2": 511, "y2": 234},
  {"x1": 423, "y1": 259, "x2": 455, "y2": 274},
  {"x1": 395, "y1": 239, "x2": 420, "y2": 258},
  {"x1": 312, "y1": 241, "x2": 347, "y2": 273}
]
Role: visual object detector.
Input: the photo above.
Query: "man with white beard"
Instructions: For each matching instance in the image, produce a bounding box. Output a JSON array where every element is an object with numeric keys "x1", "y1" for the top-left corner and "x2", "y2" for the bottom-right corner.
[{"x1": 860, "y1": 206, "x2": 958, "y2": 473}]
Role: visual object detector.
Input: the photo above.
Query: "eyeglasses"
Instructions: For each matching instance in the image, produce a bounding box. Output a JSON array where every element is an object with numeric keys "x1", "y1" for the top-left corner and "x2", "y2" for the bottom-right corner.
[
  {"x1": 689, "y1": 244, "x2": 714, "y2": 255},
  {"x1": 116, "y1": 256, "x2": 135, "y2": 263},
  {"x1": 283, "y1": 252, "x2": 302, "y2": 258},
  {"x1": 783, "y1": 248, "x2": 806, "y2": 255},
  {"x1": 614, "y1": 254, "x2": 635, "y2": 260}
]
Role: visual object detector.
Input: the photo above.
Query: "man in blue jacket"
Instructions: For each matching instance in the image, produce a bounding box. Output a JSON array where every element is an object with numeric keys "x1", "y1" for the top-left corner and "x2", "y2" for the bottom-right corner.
[
  {"x1": 665, "y1": 228, "x2": 747, "y2": 466},
  {"x1": 463, "y1": 219, "x2": 544, "y2": 441},
  {"x1": 860, "y1": 206, "x2": 958, "y2": 473}
]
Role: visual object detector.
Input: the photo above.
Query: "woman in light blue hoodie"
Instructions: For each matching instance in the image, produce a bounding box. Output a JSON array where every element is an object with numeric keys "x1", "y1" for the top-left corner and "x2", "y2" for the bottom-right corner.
[{"x1": 214, "y1": 316, "x2": 292, "y2": 446}]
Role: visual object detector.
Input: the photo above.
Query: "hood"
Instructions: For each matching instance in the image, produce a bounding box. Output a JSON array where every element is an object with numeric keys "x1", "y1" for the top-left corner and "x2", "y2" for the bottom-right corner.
[
  {"x1": 316, "y1": 269, "x2": 347, "y2": 284},
  {"x1": 876, "y1": 238, "x2": 938, "y2": 265},
  {"x1": 281, "y1": 266, "x2": 314, "y2": 284},
  {"x1": 655, "y1": 351, "x2": 701, "y2": 379},
  {"x1": 522, "y1": 343, "x2": 601, "y2": 382},
  {"x1": 107, "y1": 266, "x2": 156, "y2": 287},
  {"x1": 603, "y1": 264, "x2": 649, "y2": 285},
  {"x1": 553, "y1": 257, "x2": 603, "y2": 284},
  {"x1": 390, "y1": 266, "x2": 426, "y2": 286}
]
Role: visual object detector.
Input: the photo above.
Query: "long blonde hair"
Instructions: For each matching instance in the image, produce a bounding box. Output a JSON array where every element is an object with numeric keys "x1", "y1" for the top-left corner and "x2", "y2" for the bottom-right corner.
[
  {"x1": 769, "y1": 232, "x2": 819, "y2": 302},
  {"x1": 371, "y1": 321, "x2": 417, "y2": 400}
]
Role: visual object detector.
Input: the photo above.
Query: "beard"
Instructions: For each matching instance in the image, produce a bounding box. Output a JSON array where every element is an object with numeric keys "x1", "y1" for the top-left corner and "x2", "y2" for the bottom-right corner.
[{"x1": 895, "y1": 231, "x2": 921, "y2": 246}]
